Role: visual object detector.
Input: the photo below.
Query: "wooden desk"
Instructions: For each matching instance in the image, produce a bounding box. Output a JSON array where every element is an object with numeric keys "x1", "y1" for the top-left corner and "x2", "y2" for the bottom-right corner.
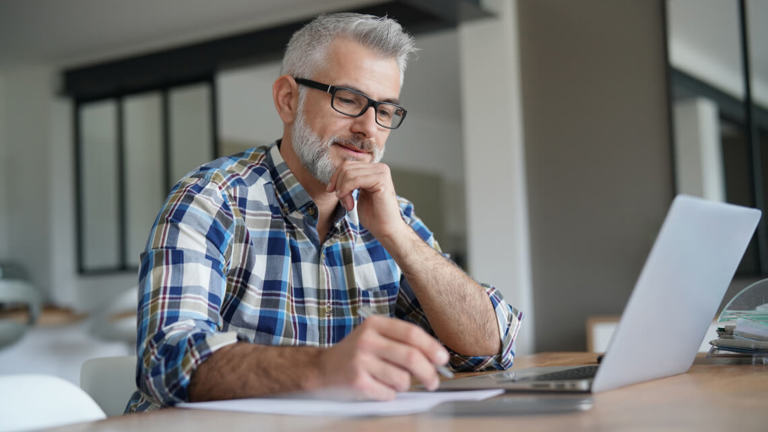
[{"x1": 51, "y1": 352, "x2": 768, "y2": 432}]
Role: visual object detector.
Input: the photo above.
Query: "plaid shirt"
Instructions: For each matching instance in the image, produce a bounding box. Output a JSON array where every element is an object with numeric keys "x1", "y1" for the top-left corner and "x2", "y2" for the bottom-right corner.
[{"x1": 127, "y1": 141, "x2": 522, "y2": 412}]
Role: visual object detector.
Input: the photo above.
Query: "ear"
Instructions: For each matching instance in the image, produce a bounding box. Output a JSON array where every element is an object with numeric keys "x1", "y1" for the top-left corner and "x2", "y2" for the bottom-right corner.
[{"x1": 273, "y1": 75, "x2": 299, "y2": 124}]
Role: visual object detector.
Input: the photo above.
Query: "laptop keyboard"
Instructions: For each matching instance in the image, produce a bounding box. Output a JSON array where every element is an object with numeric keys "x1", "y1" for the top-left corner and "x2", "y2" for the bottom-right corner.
[{"x1": 527, "y1": 365, "x2": 599, "y2": 381}]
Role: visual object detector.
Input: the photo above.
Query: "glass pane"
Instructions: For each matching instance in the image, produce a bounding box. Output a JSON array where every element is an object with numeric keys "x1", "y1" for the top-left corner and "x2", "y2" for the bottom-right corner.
[
  {"x1": 746, "y1": 0, "x2": 767, "y2": 108},
  {"x1": 667, "y1": 0, "x2": 760, "y2": 275},
  {"x1": 124, "y1": 93, "x2": 164, "y2": 268},
  {"x1": 668, "y1": 0, "x2": 746, "y2": 204},
  {"x1": 747, "y1": 0, "x2": 768, "y2": 275},
  {"x1": 668, "y1": 0, "x2": 745, "y2": 99},
  {"x1": 79, "y1": 100, "x2": 120, "y2": 270},
  {"x1": 747, "y1": 0, "x2": 768, "y2": 208},
  {"x1": 723, "y1": 117, "x2": 760, "y2": 274},
  {"x1": 169, "y1": 84, "x2": 213, "y2": 184}
]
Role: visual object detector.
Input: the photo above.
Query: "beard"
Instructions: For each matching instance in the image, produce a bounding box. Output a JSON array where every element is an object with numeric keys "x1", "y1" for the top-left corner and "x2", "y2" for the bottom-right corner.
[{"x1": 291, "y1": 105, "x2": 385, "y2": 185}]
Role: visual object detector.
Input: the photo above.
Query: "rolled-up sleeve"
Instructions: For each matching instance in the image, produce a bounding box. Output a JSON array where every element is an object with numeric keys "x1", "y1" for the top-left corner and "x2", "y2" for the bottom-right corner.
[
  {"x1": 444, "y1": 283, "x2": 523, "y2": 371},
  {"x1": 135, "y1": 176, "x2": 240, "y2": 406}
]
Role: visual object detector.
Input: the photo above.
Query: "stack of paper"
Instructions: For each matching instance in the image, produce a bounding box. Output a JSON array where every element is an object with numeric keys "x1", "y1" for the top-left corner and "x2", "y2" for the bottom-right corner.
[{"x1": 710, "y1": 317, "x2": 768, "y2": 354}]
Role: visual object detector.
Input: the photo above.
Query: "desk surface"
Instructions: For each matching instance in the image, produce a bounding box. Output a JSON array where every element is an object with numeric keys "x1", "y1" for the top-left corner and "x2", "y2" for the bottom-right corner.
[{"x1": 51, "y1": 352, "x2": 768, "y2": 432}]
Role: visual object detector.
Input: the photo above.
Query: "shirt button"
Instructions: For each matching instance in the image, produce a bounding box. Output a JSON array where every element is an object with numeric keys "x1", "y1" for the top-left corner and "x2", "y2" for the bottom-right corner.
[
  {"x1": 308, "y1": 207, "x2": 317, "y2": 216},
  {"x1": 325, "y1": 303, "x2": 333, "y2": 316}
]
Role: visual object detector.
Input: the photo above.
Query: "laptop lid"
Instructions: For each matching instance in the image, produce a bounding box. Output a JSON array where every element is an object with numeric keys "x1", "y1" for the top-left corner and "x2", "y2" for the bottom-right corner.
[{"x1": 591, "y1": 195, "x2": 760, "y2": 392}]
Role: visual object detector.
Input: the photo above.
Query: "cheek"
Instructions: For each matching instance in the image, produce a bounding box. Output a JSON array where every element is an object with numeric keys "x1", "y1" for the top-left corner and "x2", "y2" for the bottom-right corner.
[{"x1": 376, "y1": 130, "x2": 391, "y2": 145}]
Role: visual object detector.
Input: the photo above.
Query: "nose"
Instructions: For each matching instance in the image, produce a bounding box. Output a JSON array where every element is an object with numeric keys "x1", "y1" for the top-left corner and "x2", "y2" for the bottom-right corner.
[{"x1": 350, "y1": 105, "x2": 379, "y2": 138}]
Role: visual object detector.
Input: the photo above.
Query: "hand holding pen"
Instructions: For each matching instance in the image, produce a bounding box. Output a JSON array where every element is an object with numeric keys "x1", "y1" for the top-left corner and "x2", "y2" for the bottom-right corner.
[
  {"x1": 314, "y1": 306, "x2": 454, "y2": 400},
  {"x1": 358, "y1": 306, "x2": 454, "y2": 379}
]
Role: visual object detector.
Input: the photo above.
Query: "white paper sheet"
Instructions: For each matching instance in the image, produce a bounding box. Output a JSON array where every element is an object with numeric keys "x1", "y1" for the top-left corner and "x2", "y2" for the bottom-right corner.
[{"x1": 177, "y1": 389, "x2": 504, "y2": 417}]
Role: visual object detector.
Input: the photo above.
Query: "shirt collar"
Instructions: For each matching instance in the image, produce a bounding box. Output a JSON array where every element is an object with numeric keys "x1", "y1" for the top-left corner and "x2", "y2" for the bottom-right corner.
[{"x1": 266, "y1": 140, "x2": 315, "y2": 216}]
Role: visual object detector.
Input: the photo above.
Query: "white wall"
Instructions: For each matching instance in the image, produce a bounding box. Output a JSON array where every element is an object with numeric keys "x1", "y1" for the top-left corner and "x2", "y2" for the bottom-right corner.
[
  {"x1": 1, "y1": 67, "x2": 53, "y2": 296},
  {"x1": 458, "y1": 0, "x2": 534, "y2": 355}
]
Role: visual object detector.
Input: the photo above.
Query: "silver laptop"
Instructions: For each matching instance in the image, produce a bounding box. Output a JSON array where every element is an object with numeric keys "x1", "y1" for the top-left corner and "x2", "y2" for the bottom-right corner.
[{"x1": 440, "y1": 195, "x2": 760, "y2": 393}]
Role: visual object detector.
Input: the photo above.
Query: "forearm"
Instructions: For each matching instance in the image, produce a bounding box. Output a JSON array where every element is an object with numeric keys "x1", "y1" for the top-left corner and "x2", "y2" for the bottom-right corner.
[
  {"x1": 189, "y1": 343, "x2": 324, "y2": 401},
  {"x1": 381, "y1": 226, "x2": 500, "y2": 356}
]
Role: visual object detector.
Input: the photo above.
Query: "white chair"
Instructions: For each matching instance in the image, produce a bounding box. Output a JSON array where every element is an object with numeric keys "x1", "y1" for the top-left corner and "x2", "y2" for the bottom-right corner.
[
  {"x1": 0, "y1": 374, "x2": 106, "y2": 431},
  {"x1": 80, "y1": 355, "x2": 137, "y2": 416},
  {"x1": 0, "y1": 279, "x2": 42, "y2": 349},
  {"x1": 88, "y1": 286, "x2": 138, "y2": 345}
]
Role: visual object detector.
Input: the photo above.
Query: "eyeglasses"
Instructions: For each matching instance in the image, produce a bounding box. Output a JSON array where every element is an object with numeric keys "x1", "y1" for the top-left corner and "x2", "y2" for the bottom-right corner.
[{"x1": 294, "y1": 78, "x2": 407, "y2": 129}]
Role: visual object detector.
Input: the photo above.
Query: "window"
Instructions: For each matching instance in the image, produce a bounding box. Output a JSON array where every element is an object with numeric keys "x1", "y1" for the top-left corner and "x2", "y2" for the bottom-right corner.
[
  {"x1": 75, "y1": 81, "x2": 217, "y2": 273},
  {"x1": 667, "y1": 0, "x2": 768, "y2": 275}
]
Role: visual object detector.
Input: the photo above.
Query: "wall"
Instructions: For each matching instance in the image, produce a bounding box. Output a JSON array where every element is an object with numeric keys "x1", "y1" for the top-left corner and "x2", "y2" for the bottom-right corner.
[
  {"x1": 1, "y1": 67, "x2": 53, "y2": 296},
  {"x1": 518, "y1": 0, "x2": 674, "y2": 351},
  {"x1": 459, "y1": 0, "x2": 534, "y2": 354}
]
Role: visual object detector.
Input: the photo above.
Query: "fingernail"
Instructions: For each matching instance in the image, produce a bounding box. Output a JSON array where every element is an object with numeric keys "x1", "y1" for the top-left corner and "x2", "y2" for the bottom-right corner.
[
  {"x1": 427, "y1": 380, "x2": 438, "y2": 391},
  {"x1": 436, "y1": 349, "x2": 449, "y2": 364}
]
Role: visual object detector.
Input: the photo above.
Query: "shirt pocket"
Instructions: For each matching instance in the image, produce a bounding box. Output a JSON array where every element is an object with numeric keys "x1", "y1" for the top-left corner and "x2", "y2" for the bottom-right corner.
[{"x1": 359, "y1": 282, "x2": 399, "y2": 317}]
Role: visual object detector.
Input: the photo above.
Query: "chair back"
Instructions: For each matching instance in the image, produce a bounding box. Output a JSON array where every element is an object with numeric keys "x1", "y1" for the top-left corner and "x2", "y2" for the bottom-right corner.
[
  {"x1": 80, "y1": 355, "x2": 137, "y2": 416},
  {"x1": 0, "y1": 374, "x2": 106, "y2": 431}
]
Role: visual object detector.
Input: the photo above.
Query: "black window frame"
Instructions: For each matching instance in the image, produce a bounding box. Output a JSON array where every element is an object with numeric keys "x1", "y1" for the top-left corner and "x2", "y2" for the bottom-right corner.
[
  {"x1": 73, "y1": 77, "x2": 218, "y2": 274},
  {"x1": 665, "y1": 0, "x2": 768, "y2": 276}
]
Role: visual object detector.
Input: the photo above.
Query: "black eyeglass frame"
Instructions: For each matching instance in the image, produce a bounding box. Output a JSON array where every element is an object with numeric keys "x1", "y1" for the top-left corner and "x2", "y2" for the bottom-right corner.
[{"x1": 294, "y1": 77, "x2": 407, "y2": 129}]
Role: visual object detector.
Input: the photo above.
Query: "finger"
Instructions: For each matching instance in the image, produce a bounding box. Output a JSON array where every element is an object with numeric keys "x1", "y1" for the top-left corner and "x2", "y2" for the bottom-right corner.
[
  {"x1": 332, "y1": 166, "x2": 384, "y2": 211},
  {"x1": 342, "y1": 194, "x2": 355, "y2": 211},
  {"x1": 334, "y1": 171, "x2": 387, "y2": 201},
  {"x1": 344, "y1": 354, "x2": 399, "y2": 400},
  {"x1": 357, "y1": 374, "x2": 398, "y2": 401},
  {"x1": 371, "y1": 335, "x2": 440, "y2": 391},
  {"x1": 364, "y1": 355, "x2": 413, "y2": 393},
  {"x1": 326, "y1": 163, "x2": 343, "y2": 192},
  {"x1": 364, "y1": 316, "x2": 450, "y2": 366},
  {"x1": 327, "y1": 159, "x2": 364, "y2": 193}
]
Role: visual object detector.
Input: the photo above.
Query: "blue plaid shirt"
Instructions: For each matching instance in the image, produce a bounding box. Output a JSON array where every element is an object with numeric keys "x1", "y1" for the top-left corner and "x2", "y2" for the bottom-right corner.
[{"x1": 127, "y1": 141, "x2": 522, "y2": 412}]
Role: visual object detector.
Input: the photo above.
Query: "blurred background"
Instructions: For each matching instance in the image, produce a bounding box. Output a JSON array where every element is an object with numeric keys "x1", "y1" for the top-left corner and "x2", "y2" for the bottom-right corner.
[{"x1": 0, "y1": 0, "x2": 766, "y2": 384}]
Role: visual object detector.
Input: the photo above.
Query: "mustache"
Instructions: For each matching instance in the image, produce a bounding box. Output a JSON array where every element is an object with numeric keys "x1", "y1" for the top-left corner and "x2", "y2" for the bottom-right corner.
[{"x1": 330, "y1": 136, "x2": 375, "y2": 153}]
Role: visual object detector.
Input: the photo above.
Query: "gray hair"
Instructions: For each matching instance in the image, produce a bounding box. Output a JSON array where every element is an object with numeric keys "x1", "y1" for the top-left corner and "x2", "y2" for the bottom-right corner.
[{"x1": 281, "y1": 13, "x2": 417, "y2": 84}]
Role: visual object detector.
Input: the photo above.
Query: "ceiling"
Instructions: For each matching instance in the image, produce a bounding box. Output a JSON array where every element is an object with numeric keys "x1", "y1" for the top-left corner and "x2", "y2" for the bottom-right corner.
[
  {"x1": 1, "y1": 0, "x2": 765, "y2": 102},
  {"x1": 0, "y1": 0, "x2": 379, "y2": 68}
]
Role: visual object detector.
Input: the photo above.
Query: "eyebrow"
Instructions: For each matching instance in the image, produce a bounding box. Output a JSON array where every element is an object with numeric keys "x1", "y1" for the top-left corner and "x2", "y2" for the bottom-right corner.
[{"x1": 338, "y1": 83, "x2": 401, "y2": 105}]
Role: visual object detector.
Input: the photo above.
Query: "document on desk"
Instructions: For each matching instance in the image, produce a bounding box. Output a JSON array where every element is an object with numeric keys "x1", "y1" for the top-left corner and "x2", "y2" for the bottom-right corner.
[{"x1": 177, "y1": 389, "x2": 503, "y2": 417}]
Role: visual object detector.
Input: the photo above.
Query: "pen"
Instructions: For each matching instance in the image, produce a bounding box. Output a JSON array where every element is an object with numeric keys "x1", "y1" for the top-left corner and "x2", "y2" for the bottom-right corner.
[{"x1": 357, "y1": 306, "x2": 454, "y2": 379}]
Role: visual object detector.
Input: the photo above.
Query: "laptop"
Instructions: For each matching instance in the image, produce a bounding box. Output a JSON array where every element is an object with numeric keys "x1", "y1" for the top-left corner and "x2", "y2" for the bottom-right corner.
[{"x1": 439, "y1": 195, "x2": 761, "y2": 393}]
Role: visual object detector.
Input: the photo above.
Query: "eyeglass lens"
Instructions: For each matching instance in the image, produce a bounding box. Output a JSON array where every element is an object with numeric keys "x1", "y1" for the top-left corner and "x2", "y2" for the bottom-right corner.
[{"x1": 332, "y1": 88, "x2": 405, "y2": 129}]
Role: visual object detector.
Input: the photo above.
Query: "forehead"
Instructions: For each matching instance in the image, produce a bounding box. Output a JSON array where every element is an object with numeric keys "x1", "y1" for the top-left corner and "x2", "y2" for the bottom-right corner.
[{"x1": 313, "y1": 37, "x2": 402, "y2": 100}]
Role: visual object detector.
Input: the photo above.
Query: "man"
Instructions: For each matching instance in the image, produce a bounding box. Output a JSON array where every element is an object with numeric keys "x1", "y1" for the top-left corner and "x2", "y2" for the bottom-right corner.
[{"x1": 127, "y1": 13, "x2": 522, "y2": 412}]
